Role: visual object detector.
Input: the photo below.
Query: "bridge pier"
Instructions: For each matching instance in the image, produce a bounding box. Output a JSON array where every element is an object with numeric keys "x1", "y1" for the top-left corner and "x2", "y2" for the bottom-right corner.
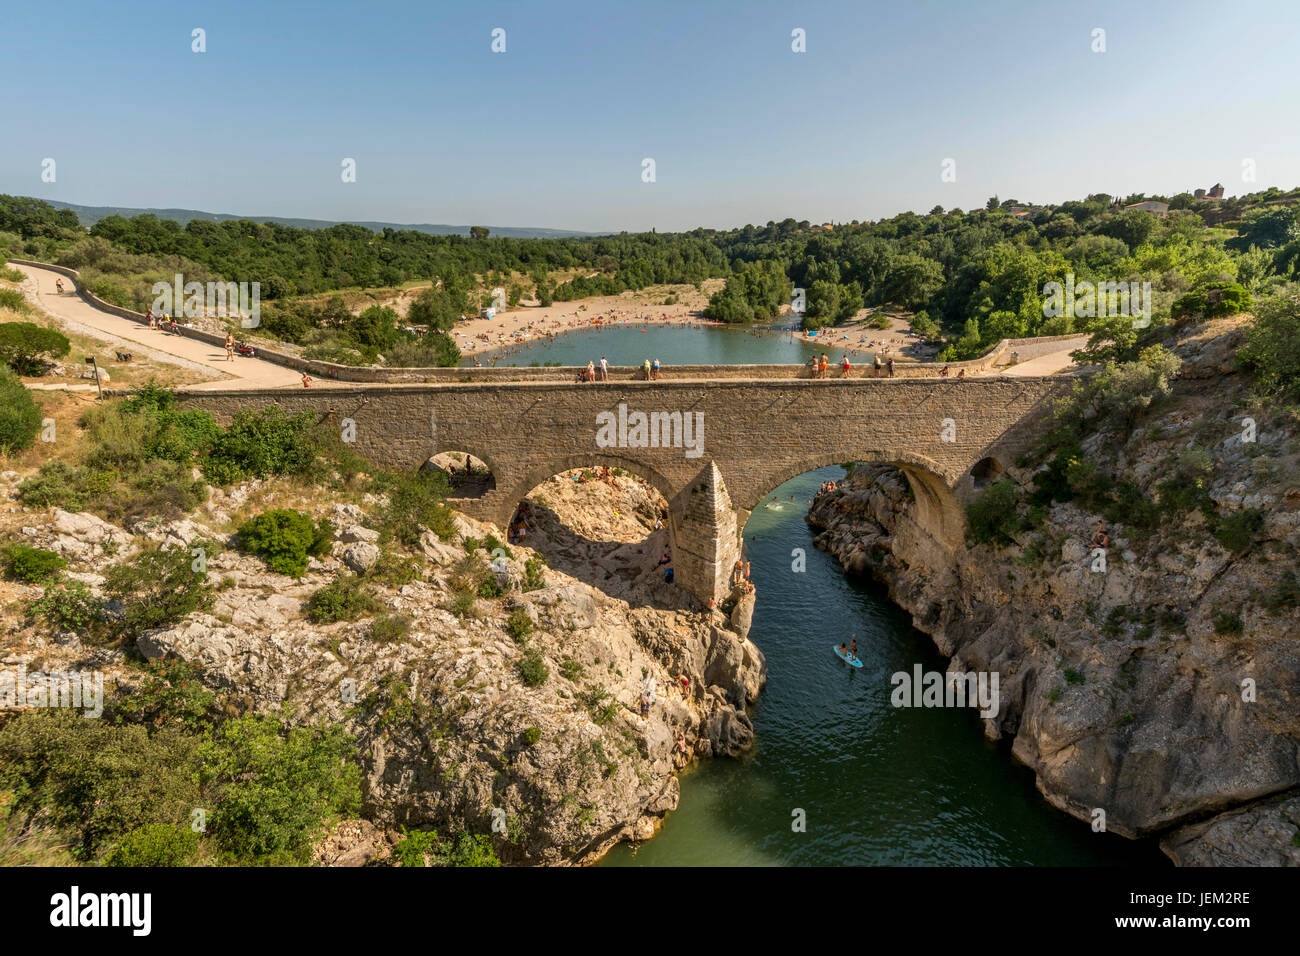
[{"x1": 670, "y1": 462, "x2": 743, "y2": 607}]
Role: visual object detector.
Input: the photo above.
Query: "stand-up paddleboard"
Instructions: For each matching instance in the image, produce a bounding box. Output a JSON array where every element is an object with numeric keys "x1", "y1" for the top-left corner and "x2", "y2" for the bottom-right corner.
[{"x1": 834, "y1": 645, "x2": 863, "y2": 668}]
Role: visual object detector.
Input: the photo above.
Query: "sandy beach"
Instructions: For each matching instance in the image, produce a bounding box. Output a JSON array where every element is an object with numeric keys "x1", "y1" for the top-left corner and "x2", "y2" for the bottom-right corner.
[{"x1": 449, "y1": 283, "x2": 719, "y2": 356}]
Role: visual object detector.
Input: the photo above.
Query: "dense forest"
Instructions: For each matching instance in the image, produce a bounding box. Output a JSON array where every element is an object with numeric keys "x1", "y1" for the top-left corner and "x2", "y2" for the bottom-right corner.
[{"x1": 3, "y1": 187, "x2": 1299, "y2": 364}]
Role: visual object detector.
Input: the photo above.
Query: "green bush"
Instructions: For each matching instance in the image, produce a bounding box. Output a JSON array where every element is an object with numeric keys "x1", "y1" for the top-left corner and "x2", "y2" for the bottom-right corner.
[
  {"x1": 392, "y1": 827, "x2": 439, "y2": 867},
  {"x1": 1171, "y1": 281, "x2": 1251, "y2": 320},
  {"x1": 1239, "y1": 290, "x2": 1300, "y2": 403},
  {"x1": 0, "y1": 711, "x2": 201, "y2": 858},
  {"x1": 505, "y1": 607, "x2": 534, "y2": 642},
  {"x1": 1214, "y1": 508, "x2": 1264, "y2": 554},
  {"x1": 202, "y1": 406, "x2": 318, "y2": 486},
  {"x1": 237, "y1": 509, "x2": 333, "y2": 577},
  {"x1": 196, "y1": 714, "x2": 362, "y2": 863},
  {"x1": 17, "y1": 460, "x2": 89, "y2": 510},
  {"x1": 0, "y1": 321, "x2": 69, "y2": 374},
  {"x1": 108, "y1": 660, "x2": 216, "y2": 733},
  {"x1": 102, "y1": 823, "x2": 200, "y2": 867},
  {"x1": 522, "y1": 556, "x2": 547, "y2": 592},
  {"x1": 1266, "y1": 570, "x2": 1299, "y2": 614},
  {"x1": 1212, "y1": 611, "x2": 1244, "y2": 635},
  {"x1": 437, "y1": 832, "x2": 500, "y2": 867},
  {"x1": 369, "y1": 612, "x2": 411, "y2": 644},
  {"x1": 477, "y1": 575, "x2": 504, "y2": 599},
  {"x1": 86, "y1": 386, "x2": 221, "y2": 467},
  {"x1": 0, "y1": 365, "x2": 42, "y2": 453},
  {"x1": 16, "y1": 390, "x2": 213, "y2": 520},
  {"x1": 1, "y1": 543, "x2": 65, "y2": 583},
  {"x1": 305, "y1": 575, "x2": 378, "y2": 623},
  {"x1": 516, "y1": 648, "x2": 549, "y2": 687},
  {"x1": 102, "y1": 547, "x2": 211, "y2": 637},
  {"x1": 522, "y1": 726, "x2": 541, "y2": 746},
  {"x1": 965, "y1": 478, "x2": 1021, "y2": 546},
  {"x1": 370, "y1": 469, "x2": 454, "y2": 545},
  {"x1": 29, "y1": 579, "x2": 106, "y2": 636}
]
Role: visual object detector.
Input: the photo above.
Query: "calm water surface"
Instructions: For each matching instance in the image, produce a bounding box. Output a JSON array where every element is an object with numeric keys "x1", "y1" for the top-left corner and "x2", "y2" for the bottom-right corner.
[{"x1": 461, "y1": 323, "x2": 878, "y2": 368}]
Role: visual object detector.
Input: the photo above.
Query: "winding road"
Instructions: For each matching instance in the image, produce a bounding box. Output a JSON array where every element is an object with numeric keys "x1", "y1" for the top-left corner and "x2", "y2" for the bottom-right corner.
[{"x1": 10, "y1": 262, "x2": 303, "y2": 390}]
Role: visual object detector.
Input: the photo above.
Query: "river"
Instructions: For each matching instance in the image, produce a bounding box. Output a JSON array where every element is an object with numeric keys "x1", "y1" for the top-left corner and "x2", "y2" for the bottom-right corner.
[
  {"x1": 461, "y1": 322, "x2": 879, "y2": 368},
  {"x1": 602, "y1": 467, "x2": 1167, "y2": 867}
]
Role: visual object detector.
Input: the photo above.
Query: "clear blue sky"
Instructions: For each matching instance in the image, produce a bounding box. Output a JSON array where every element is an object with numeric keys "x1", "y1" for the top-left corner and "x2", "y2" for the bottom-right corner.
[{"x1": 4, "y1": 0, "x2": 1298, "y2": 232}]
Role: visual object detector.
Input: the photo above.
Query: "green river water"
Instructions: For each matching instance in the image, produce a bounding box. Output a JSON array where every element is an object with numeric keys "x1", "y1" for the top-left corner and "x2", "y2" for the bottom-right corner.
[{"x1": 601, "y1": 468, "x2": 1168, "y2": 867}]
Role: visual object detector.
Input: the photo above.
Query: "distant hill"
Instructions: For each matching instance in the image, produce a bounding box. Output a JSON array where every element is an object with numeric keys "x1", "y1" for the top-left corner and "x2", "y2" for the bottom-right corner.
[{"x1": 39, "y1": 199, "x2": 605, "y2": 239}]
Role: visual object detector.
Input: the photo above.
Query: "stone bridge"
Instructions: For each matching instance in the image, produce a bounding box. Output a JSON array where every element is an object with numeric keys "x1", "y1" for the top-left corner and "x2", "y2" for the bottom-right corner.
[{"x1": 177, "y1": 375, "x2": 1070, "y2": 605}]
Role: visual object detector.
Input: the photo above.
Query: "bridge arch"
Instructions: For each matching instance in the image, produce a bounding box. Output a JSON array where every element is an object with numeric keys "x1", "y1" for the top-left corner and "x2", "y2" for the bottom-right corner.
[
  {"x1": 494, "y1": 455, "x2": 684, "y2": 601},
  {"x1": 492, "y1": 453, "x2": 683, "y2": 532},
  {"x1": 740, "y1": 448, "x2": 965, "y2": 553}
]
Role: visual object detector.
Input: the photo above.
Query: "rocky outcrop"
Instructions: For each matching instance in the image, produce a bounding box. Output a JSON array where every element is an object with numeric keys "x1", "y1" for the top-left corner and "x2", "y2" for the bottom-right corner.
[
  {"x1": 1, "y1": 461, "x2": 767, "y2": 866},
  {"x1": 807, "y1": 322, "x2": 1300, "y2": 866}
]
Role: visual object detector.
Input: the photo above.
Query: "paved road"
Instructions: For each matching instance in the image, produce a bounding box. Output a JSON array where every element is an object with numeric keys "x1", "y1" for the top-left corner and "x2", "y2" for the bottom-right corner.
[
  {"x1": 1001, "y1": 347, "x2": 1083, "y2": 377},
  {"x1": 12, "y1": 262, "x2": 304, "y2": 390}
]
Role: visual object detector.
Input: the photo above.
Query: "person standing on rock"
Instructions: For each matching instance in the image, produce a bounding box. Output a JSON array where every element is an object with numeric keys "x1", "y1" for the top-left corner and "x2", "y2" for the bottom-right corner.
[
  {"x1": 640, "y1": 677, "x2": 656, "y2": 717},
  {"x1": 887, "y1": 356, "x2": 895, "y2": 377},
  {"x1": 599, "y1": 356, "x2": 610, "y2": 381}
]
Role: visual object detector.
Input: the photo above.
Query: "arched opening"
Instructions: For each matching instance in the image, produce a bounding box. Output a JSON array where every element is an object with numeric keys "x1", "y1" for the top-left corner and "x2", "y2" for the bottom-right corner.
[
  {"x1": 426, "y1": 451, "x2": 496, "y2": 497},
  {"x1": 740, "y1": 450, "x2": 964, "y2": 555},
  {"x1": 505, "y1": 465, "x2": 687, "y2": 608},
  {"x1": 970, "y1": 456, "x2": 1004, "y2": 491}
]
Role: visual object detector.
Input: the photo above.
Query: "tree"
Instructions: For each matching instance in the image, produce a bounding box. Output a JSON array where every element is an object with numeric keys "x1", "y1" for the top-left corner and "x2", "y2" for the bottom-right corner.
[
  {"x1": 0, "y1": 322, "x2": 70, "y2": 374},
  {"x1": 908, "y1": 310, "x2": 940, "y2": 340},
  {"x1": 469, "y1": 226, "x2": 490, "y2": 240},
  {"x1": 1239, "y1": 290, "x2": 1300, "y2": 403},
  {"x1": 407, "y1": 288, "x2": 460, "y2": 331},
  {"x1": 1229, "y1": 206, "x2": 1298, "y2": 250},
  {"x1": 1099, "y1": 209, "x2": 1157, "y2": 251},
  {"x1": 0, "y1": 365, "x2": 42, "y2": 452},
  {"x1": 883, "y1": 254, "x2": 943, "y2": 310}
]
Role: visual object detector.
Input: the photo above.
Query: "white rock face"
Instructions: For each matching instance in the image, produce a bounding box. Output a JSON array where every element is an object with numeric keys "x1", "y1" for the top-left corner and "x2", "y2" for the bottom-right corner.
[{"x1": 342, "y1": 541, "x2": 381, "y2": 573}]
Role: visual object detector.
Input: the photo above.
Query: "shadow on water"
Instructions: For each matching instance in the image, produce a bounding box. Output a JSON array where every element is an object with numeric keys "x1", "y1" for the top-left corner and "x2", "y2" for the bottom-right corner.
[{"x1": 602, "y1": 467, "x2": 1170, "y2": 867}]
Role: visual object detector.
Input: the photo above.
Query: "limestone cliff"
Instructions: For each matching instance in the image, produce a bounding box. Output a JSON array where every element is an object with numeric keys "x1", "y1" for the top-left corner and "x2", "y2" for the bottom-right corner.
[
  {"x1": 0, "y1": 470, "x2": 765, "y2": 866},
  {"x1": 807, "y1": 320, "x2": 1300, "y2": 866}
]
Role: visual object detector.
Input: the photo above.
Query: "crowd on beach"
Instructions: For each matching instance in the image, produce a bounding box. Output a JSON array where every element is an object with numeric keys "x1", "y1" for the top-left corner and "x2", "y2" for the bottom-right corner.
[{"x1": 459, "y1": 305, "x2": 718, "y2": 364}]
